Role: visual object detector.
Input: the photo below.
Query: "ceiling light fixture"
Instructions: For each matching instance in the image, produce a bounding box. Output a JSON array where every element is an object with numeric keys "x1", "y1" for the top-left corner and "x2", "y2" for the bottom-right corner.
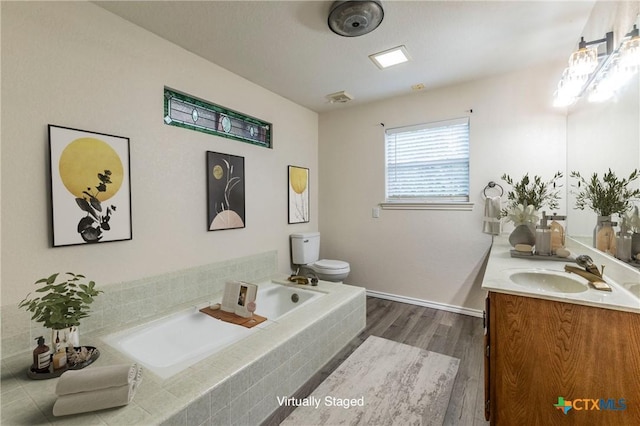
[
  {"x1": 328, "y1": 1, "x2": 384, "y2": 37},
  {"x1": 369, "y1": 45, "x2": 410, "y2": 69}
]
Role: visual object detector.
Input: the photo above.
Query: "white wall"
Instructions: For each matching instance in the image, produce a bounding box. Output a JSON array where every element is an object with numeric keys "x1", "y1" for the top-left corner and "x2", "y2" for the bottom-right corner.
[
  {"x1": 0, "y1": 2, "x2": 318, "y2": 306},
  {"x1": 318, "y1": 63, "x2": 568, "y2": 312}
]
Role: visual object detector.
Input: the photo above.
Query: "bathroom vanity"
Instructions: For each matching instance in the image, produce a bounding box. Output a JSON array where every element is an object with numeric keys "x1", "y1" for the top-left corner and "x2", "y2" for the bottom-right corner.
[{"x1": 482, "y1": 237, "x2": 640, "y2": 425}]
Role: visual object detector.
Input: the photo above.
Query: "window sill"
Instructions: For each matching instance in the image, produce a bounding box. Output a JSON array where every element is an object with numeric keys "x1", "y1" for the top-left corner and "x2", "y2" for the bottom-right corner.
[{"x1": 380, "y1": 202, "x2": 474, "y2": 211}]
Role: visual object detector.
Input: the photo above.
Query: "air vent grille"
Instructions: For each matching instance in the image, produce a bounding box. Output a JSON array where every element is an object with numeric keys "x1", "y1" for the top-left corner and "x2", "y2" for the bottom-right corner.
[{"x1": 326, "y1": 91, "x2": 354, "y2": 104}]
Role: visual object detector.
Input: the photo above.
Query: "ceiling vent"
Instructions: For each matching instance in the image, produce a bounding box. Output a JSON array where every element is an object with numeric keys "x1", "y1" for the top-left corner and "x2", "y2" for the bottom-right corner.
[
  {"x1": 328, "y1": 1, "x2": 384, "y2": 37},
  {"x1": 326, "y1": 91, "x2": 354, "y2": 104}
]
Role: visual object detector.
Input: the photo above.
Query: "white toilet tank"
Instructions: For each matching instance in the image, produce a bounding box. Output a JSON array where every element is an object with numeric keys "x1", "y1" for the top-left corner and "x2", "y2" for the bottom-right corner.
[{"x1": 291, "y1": 232, "x2": 320, "y2": 265}]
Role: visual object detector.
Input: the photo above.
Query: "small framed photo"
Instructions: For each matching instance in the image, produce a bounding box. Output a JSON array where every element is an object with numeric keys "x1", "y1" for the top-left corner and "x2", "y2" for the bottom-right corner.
[
  {"x1": 221, "y1": 281, "x2": 257, "y2": 318},
  {"x1": 288, "y1": 165, "x2": 309, "y2": 223},
  {"x1": 48, "y1": 125, "x2": 132, "y2": 247}
]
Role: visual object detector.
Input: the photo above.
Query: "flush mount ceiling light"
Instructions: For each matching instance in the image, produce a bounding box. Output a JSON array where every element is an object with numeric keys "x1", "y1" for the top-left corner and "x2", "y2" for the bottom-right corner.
[
  {"x1": 328, "y1": 0, "x2": 384, "y2": 37},
  {"x1": 369, "y1": 45, "x2": 410, "y2": 69}
]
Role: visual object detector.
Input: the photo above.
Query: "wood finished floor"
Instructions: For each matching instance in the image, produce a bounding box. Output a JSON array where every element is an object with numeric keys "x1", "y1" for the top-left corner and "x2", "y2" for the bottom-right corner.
[{"x1": 264, "y1": 296, "x2": 489, "y2": 426}]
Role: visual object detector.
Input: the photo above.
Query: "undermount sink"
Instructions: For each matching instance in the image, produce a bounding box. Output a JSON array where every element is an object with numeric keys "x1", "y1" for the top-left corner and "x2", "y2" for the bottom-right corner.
[{"x1": 506, "y1": 269, "x2": 589, "y2": 294}]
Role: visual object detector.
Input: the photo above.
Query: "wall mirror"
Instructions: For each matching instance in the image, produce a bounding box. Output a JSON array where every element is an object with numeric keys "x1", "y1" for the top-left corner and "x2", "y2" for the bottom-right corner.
[
  {"x1": 566, "y1": 17, "x2": 640, "y2": 238},
  {"x1": 566, "y1": 16, "x2": 640, "y2": 273}
]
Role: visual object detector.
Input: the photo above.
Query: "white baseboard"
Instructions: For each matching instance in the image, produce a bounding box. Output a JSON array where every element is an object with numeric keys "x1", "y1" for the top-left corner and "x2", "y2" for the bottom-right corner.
[{"x1": 366, "y1": 290, "x2": 484, "y2": 318}]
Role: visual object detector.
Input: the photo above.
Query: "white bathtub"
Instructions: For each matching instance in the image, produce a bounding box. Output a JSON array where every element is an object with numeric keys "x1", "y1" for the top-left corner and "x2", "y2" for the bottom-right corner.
[{"x1": 103, "y1": 281, "x2": 323, "y2": 379}]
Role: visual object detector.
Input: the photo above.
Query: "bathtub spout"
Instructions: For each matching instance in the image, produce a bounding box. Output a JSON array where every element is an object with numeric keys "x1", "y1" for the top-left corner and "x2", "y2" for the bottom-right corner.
[{"x1": 304, "y1": 271, "x2": 319, "y2": 286}]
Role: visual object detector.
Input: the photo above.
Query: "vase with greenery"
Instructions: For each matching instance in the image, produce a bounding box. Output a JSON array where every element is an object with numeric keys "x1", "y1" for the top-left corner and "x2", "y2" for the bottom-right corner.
[
  {"x1": 500, "y1": 172, "x2": 563, "y2": 247},
  {"x1": 19, "y1": 272, "x2": 102, "y2": 351},
  {"x1": 570, "y1": 169, "x2": 640, "y2": 251}
]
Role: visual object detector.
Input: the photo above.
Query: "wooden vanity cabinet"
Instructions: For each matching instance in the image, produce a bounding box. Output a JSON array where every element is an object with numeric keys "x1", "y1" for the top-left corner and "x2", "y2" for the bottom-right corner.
[{"x1": 484, "y1": 291, "x2": 640, "y2": 425}]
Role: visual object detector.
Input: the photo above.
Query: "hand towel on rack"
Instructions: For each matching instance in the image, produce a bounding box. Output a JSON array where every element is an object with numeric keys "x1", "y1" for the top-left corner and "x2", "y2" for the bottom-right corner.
[
  {"x1": 483, "y1": 196, "x2": 502, "y2": 235},
  {"x1": 52, "y1": 377, "x2": 141, "y2": 416},
  {"x1": 55, "y1": 363, "x2": 141, "y2": 396}
]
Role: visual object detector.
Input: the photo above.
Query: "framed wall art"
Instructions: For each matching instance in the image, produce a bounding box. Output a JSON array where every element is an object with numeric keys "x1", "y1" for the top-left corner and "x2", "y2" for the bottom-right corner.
[
  {"x1": 207, "y1": 151, "x2": 245, "y2": 231},
  {"x1": 48, "y1": 125, "x2": 132, "y2": 247},
  {"x1": 288, "y1": 165, "x2": 309, "y2": 224}
]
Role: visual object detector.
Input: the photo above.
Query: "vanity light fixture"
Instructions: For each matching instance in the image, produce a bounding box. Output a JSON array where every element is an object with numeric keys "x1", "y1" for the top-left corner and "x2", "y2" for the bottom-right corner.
[
  {"x1": 369, "y1": 45, "x2": 410, "y2": 69},
  {"x1": 619, "y1": 25, "x2": 640, "y2": 71},
  {"x1": 588, "y1": 25, "x2": 640, "y2": 103},
  {"x1": 553, "y1": 32, "x2": 613, "y2": 107}
]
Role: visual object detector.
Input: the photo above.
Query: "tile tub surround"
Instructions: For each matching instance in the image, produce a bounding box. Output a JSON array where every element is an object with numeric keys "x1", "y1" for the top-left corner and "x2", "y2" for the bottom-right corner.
[
  {"x1": 1, "y1": 251, "x2": 278, "y2": 360},
  {"x1": 1, "y1": 279, "x2": 366, "y2": 425},
  {"x1": 482, "y1": 236, "x2": 640, "y2": 313}
]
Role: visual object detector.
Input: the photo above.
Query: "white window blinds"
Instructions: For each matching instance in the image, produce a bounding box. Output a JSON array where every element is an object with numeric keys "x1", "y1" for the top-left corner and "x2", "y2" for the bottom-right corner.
[{"x1": 385, "y1": 117, "x2": 470, "y2": 202}]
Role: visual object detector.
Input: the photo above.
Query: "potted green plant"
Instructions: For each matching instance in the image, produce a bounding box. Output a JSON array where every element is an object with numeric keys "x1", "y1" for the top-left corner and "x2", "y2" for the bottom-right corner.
[
  {"x1": 501, "y1": 172, "x2": 563, "y2": 247},
  {"x1": 19, "y1": 272, "x2": 102, "y2": 351}
]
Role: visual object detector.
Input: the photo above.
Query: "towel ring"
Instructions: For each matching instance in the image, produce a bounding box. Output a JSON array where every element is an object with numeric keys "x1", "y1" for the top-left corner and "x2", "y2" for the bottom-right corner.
[{"x1": 483, "y1": 181, "x2": 504, "y2": 197}]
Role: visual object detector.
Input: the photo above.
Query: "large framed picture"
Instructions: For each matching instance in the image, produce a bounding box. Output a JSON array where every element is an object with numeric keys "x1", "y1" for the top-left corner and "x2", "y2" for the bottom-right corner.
[
  {"x1": 48, "y1": 125, "x2": 132, "y2": 247},
  {"x1": 207, "y1": 151, "x2": 245, "y2": 231},
  {"x1": 288, "y1": 165, "x2": 309, "y2": 223}
]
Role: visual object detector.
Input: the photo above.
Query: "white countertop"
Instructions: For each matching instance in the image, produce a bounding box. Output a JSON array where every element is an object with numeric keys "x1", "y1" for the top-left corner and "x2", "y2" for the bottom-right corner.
[{"x1": 482, "y1": 235, "x2": 640, "y2": 313}]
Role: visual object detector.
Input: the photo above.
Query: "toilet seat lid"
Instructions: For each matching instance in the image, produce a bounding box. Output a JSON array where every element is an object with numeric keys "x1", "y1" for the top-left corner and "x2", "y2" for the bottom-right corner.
[{"x1": 314, "y1": 259, "x2": 350, "y2": 271}]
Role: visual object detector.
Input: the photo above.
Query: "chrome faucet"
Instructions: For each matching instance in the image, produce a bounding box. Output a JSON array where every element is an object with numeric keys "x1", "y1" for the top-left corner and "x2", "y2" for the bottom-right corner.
[{"x1": 564, "y1": 255, "x2": 611, "y2": 291}]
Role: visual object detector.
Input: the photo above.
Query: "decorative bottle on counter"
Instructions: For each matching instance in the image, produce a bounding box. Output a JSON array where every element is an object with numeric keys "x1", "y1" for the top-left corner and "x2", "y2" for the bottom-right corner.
[
  {"x1": 52, "y1": 330, "x2": 67, "y2": 370},
  {"x1": 32, "y1": 336, "x2": 50, "y2": 373},
  {"x1": 594, "y1": 216, "x2": 616, "y2": 255}
]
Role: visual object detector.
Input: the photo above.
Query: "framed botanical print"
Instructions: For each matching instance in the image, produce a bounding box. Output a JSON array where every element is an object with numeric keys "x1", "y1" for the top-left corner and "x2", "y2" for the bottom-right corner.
[
  {"x1": 48, "y1": 125, "x2": 132, "y2": 247},
  {"x1": 207, "y1": 151, "x2": 245, "y2": 231},
  {"x1": 288, "y1": 165, "x2": 309, "y2": 224}
]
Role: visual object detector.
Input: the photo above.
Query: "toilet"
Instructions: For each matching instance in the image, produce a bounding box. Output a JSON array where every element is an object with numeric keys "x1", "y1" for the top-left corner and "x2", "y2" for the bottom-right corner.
[{"x1": 290, "y1": 232, "x2": 350, "y2": 282}]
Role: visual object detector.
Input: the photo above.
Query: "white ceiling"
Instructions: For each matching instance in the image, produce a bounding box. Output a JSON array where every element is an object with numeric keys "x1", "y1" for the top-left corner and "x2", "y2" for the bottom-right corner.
[{"x1": 94, "y1": 1, "x2": 596, "y2": 113}]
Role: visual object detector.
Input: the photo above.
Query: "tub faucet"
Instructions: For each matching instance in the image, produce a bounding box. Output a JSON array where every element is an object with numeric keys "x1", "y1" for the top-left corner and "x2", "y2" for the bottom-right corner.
[
  {"x1": 564, "y1": 255, "x2": 611, "y2": 291},
  {"x1": 289, "y1": 267, "x2": 319, "y2": 286},
  {"x1": 304, "y1": 271, "x2": 319, "y2": 286}
]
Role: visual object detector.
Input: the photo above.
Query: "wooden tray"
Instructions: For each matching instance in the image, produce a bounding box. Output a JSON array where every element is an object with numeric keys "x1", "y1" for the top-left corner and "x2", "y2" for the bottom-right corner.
[
  {"x1": 26, "y1": 346, "x2": 100, "y2": 380},
  {"x1": 199, "y1": 307, "x2": 267, "y2": 328}
]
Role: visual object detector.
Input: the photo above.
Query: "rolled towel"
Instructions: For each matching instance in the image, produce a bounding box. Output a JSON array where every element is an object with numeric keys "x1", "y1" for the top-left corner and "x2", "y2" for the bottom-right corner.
[
  {"x1": 53, "y1": 379, "x2": 141, "y2": 416},
  {"x1": 55, "y1": 363, "x2": 140, "y2": 396}
]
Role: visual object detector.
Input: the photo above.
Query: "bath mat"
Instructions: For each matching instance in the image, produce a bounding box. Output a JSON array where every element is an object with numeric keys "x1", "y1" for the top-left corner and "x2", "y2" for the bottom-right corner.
[
  {"x1": 281, "y1": 335, "x2": 459, "y2": 426},
  {"x1": 199, "y1": 307, "x2": 267, "y2": 328}
]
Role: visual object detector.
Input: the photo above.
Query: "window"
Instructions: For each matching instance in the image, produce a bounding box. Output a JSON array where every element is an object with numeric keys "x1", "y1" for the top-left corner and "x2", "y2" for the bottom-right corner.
[{"x1": 384, "y1": 117, "x2": 470, "y2": 210}]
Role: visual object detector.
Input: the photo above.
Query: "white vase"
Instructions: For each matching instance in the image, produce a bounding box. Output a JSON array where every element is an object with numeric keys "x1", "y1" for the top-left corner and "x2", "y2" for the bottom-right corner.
[{"x1": 51, "y1": 326, "x2": 79, "y2": 352}]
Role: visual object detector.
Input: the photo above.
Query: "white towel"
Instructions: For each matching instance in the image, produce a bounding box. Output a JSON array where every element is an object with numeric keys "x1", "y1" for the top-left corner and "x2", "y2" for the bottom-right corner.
[
  {"x1": 482, "y1": 196, "x2": 502, "y2": 235},
  {"x1": 55, "y1": 363, "x2": 141, "y2": 396},
  {"x1": 52, "y1": 378, "x2": 141, "y2": 416}
]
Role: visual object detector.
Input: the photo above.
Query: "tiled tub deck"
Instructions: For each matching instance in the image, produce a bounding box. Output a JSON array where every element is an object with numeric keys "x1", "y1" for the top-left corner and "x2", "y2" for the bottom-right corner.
[{"x1": 1, "y1": 252, "x2": 366, "y2": 425}]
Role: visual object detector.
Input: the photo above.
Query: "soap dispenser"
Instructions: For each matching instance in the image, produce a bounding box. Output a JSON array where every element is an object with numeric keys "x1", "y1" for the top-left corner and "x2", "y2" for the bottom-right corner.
[
  {"x1": 32, "y1": 336, "x2": 51, "y2": 373},
  {"x1": 535, "y1": 212, "x2": 552, "y2": 256},
  {"x1": 548, "y1": 213, "x2": 567, "y2": 255}
]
